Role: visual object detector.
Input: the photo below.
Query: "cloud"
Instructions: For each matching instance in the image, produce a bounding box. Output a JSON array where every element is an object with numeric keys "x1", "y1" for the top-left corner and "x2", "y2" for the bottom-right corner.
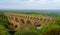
[{"x1": 0, "y1": 0, "x2": 60, "y2": 9}]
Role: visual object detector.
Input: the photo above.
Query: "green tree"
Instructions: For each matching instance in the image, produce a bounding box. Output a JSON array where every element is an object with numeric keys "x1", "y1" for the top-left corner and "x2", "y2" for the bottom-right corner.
[
  {"x1": 14, "y1": 28, "x2": 40, "y2": 35},
  {"x1": 55, "y1": 17, "x2": 60, "y2": 25},
  {"x1": 40, "y1": 22, "x2": 60, "y2": 35},
  {"x1": 0, "y1": 25, "x2": 9, "y2": 35}
]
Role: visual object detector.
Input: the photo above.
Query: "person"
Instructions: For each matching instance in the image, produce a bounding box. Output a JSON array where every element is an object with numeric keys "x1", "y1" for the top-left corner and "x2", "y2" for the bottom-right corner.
[
  {"x1": 9, "y1": 30, "x2": 16, "y2": 35},
  {"x1": 35, "y1": 22, "x2": 41, "y2": 29}
]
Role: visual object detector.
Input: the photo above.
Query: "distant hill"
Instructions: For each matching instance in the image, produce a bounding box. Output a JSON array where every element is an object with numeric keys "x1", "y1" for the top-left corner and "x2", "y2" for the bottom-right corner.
[{"x1": 0, "y1": 10, "x2": 60, "y2": 17}]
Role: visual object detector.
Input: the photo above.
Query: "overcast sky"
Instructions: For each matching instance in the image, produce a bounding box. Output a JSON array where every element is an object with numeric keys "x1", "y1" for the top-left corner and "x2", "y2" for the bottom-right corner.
[{"x1": 0, "y1": 0, "x2": 60, "y2": 10}]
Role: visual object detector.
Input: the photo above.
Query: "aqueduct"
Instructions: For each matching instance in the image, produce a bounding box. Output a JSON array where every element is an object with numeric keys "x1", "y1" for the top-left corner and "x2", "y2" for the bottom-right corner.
[{"x1": 5, "y1": 12, "x2": 54, "y2": 30}]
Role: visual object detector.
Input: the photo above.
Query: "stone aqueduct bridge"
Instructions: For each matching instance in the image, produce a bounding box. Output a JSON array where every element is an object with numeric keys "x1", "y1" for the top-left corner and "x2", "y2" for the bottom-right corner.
[{"x1": 5, "y1": 13, "x2": 54, "y2": 30}]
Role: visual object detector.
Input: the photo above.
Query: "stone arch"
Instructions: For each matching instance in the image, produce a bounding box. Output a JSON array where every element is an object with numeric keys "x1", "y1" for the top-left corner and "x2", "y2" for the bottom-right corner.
[
  {"x1": 30, "y1": 17, "x2": 33, "y2": 19},
  {"x1": 15, "y1": 25, "x2": 18, "y2": 28},
  {"x1": 19, "y1": 19, "x2": 25, "y2": 29},
  {"x1": 44, "y1": 18, "x2": 46, "y2": 21},
  {"x1": 48, "y1": 19, "x2": 50, "y2": 22},
  {"x1": 26, "y1": 20, "x2": 32, "y2": 28},
  {"x1": 36, "y1": 18, "x2": 39, "y2": 20},
  {"x1": 34, "y1": 22, "x2": 41, "y2": 29},
  {"x1": 11, "y1": 16, "x2": 13, "y2": 19},
  {"x1": 15, "y1": 18, "x2": 19, "y2": 22},
  {"x1": 8, "y1": 16, "x2": 11, "y2": 20},
  {"x1": 8, "y1": 23, "x2": 14, "y2": 30},
  {"x1": 27, "y1": 16, "x2": 29, "y2": 18},
  {"x1": 9, "y1": 16, "x2": 14, "y2": 20},
  {"x1": 20, "y1": 19, "x2": 25, "y2": 24},
  {"x1": 9, "y1": 23, "x2": 14, "y2": 25},
  {"x1": 26, "y1": 20, "x2": 31, "y2": 24},
  {"x1": 40, "y1": 18, "x2": 43, "y2": 21},
  {"x1": 8, "y1": 16, "x2": 10, "y2": 19},
  {"x1": 47, "y1": 18, "x2": 52, "y2": 22},
  {"x1": 33, "y1": 17, "x2": 36, "y2": 19}
]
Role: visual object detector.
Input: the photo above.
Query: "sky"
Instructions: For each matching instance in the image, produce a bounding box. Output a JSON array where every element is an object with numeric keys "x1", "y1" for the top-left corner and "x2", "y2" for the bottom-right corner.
[{"x1": 0, "y1": 0, "x2": 60, "y2": 10}]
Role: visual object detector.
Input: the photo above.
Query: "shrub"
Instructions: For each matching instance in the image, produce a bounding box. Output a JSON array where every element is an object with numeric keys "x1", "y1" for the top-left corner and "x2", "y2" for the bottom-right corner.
[
  {"x1": 14, "y1": 28, "x2": 40, "y2": 35},
  {"x1": 40, "y1": 23, "x2": 60, "y2": 35},
  {"x1": 55, "y1": 17, "x2": 60, "y2": 25},
  {"x1": 0, "y1": 25, "x2": 9, "y2": 35}
]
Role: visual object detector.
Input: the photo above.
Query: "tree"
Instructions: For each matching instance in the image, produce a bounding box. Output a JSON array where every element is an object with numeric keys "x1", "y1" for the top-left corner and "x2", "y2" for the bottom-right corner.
[
  {"x1": 14, "y1": 28, "x2": 40, "y2": 35},
  {"x1": 40, "y1": 22, "x2": 60, "y2": 35},
  {"x1": 0, "y1": 25, "x2": 9, "y2": 35},
  {"x1": 55, "y1": 17, "x2": 60, "y2": 25}
]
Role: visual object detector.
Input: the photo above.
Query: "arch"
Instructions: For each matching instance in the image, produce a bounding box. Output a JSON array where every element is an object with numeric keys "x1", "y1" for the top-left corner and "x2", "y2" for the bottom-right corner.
[
  {"x1": 48, "y1": 19, "x2": 50, "y2": 22},
  {"x1": 52, "y1": 19, "x2": 54, "y2": 22},
  {"x1": 40, "y1": 18, "x2": 43, "y2": 21},
  {"x1": 20, "y1": 19, "x2": 25, "y2": 24},
  {"x1": 8, "y1": 16, "x2": 11, "y2": 19},
  {"x1": 44, "y1": 19, "x2": 46, "y2": 21},
  {"x1": 27, "y1": 16, "x2": 29, "y2": 18},
  {"x1": 26, "y1": 20, "x2": 31, "y2": 24},
  {"x1": 9, "y1": 23, "x2": 14, "y2": 25},
  {"x1": 15, "y1": 18, "x2": 19, "y2": 22},
  {"x1": 15, "y1": 25, "x2": 18, "y2": 28},
  {"x1": 26, "y1": 16, "x2": 27, "y2": 18},
  {"x1": 11, "y1": 16, "x2": 13, "y2": 19},
  {"x1": 26, "y1": 20, "x2": 32, "y2": 28},
  {"x1": 31, "y1": 17, "x2": 33, "y2": 19},
  {"x1": 36, "y1": 18, "x2": 39, "y2": 20},
  {"x1": 8, "y1": 16, "x2": 14, "y2": 21},
  {"x1": 23, "y1": 16, "x2": 25, "y2": 18}
]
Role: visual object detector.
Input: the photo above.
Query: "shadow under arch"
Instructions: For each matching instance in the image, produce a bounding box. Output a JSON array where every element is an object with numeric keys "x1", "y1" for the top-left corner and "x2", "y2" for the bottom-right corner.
[
  {"x1": 26, "y1": 20, "x2": 32, "y2": 28},
  {"x1": 15, "y1": 18, "x2": 19, "y2": 22},
  {"x1": 20, "y1": 19, "x2": 25, "y2": 24},
  {"x1": 20, "y1": 19, "x2": 25, "y2": 29}
]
